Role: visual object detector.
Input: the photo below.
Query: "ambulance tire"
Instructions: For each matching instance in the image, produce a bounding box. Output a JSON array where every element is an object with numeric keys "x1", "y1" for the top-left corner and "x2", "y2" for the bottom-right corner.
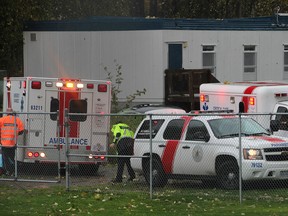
[
  {"x1": 143, "y1": 158, "x2": 168, "y2": 187},
  {"x1": 79, "y1": 164, "x2": 100, "y2": 176},
  {"x1": 217, "y1": 160, "x2": 239, "y2": 190}
]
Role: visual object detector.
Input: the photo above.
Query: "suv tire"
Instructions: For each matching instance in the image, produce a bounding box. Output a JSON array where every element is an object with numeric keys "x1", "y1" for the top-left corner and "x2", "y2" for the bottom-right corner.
[
  {"x1": 217, "y1": 160, "x2": 239, "y2": 190},
  {"x1": 143, "y1": 157, "x2": 168, "y2": 187}
]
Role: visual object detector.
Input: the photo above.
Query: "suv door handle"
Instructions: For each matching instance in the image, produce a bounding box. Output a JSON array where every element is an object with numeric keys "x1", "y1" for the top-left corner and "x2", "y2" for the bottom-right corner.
[
  {"x1": 182, "y1": 146, "x2": 190, "y2": 149},
  {"x1": 158, "y1": 144, "x2": 166, "y2": 147}
]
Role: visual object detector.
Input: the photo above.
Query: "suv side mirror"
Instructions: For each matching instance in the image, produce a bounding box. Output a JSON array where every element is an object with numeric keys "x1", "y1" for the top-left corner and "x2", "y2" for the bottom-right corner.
[
  {"x1": 204, "y1": 134, "x2": 210, "y2": 142},
  {"x1": 270, "y1": 120, "x2": 280, "y2": 132}
]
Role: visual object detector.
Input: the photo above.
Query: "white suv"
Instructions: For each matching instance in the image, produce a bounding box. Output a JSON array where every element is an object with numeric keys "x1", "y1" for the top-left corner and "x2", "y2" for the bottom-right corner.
[{"x1": 131, "y1": 113, "x2": 288, "y2": 189}]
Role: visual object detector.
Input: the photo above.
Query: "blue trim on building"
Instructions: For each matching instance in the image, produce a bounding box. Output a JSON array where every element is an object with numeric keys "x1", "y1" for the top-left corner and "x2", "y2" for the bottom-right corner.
[{"x1": 23, "y1": 15, "x2": 288, "y2": 31}]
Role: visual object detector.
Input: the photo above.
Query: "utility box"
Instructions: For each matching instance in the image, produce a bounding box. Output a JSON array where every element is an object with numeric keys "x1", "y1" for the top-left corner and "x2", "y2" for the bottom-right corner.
[{"x1": 164, "y1": 69, "x2": 219, "y2": 111}]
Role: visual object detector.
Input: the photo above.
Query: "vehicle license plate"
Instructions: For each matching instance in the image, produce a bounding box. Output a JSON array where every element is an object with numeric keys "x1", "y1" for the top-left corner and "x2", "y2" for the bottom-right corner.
[{"x1": 280, "y1": 171, "x2": 288, "y2": 177}]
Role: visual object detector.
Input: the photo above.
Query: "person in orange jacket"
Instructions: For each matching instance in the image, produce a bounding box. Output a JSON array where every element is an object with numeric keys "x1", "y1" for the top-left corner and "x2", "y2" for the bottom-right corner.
[{"x1": 0, "y1": 108, "x2": 24, "y2": 176}]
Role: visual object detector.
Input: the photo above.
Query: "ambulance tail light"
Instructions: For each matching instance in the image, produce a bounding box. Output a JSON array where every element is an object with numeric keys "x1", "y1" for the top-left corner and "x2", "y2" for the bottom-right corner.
[
  {"x1": 27, "y1": 151, "x2": 46, "y2": 158},
  {"x1": 98, "y1": 84, "x2": 107, "y2": 92},
  {"x1": 249, "y1": 97, "x2": 255, "y2": 105},
  {"x1": 31, "y1": 81, "x2": 41, "y2": 89},
  {"x1": 94, "y1": 155, "x2": 106, "y2": 160},
  {"x1": 200, "y1": 94, "x2": 208, "y2": 102}
]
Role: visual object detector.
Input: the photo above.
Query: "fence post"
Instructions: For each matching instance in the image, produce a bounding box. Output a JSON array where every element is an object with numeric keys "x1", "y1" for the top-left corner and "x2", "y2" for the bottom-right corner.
[
  {"x1": 238, "y1": 113, "x2": 243, "y2": 204},
  {"x1": 149, "y1": 113, "x2": 153, "y2": 199},
  {"x1": 56, "y1": 110, "x2": 61, "y2": 181},
  {"x1": 14, "y1": 112, "x2": 18, "y2": 179},
  {"x1": 65, "y1": 108, "x2": 70, "y2": 191}
]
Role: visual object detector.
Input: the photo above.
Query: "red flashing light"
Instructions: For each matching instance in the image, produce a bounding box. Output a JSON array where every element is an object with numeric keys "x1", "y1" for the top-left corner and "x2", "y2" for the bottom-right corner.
[
  {"x1": 34, "y1": 152, "x2": 40, "y2": 157},
  {"x1": 22, "y1": 81, "x2": 26, "y2": 89},
  {"x1": 87, "y1": 83, "x2": 94, "y2": 89},
  {"x1": 100, "y1": 156, "x2": 105, "y2": 160},
  {"x1": 200, "y1": 94, "x2": 205, "y2": 102},
  {"x1": 98, "y1": 84, "x2": 107, "y2": 92},
  {"x1": 27, "y1": 152, "x2": 33, "y2": 157},
  {"x1": 31, "y1": 81, "x2": 41, "y2": 89},
  {"x1": 249, "y1": 97, "x2": 255, "y2": 105}
]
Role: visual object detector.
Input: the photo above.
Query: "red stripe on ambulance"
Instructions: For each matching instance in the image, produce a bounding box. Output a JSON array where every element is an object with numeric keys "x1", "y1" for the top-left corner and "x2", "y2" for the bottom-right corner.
[
  {"x1": 59, "y1": 87, "x2": 80, "y2": 138},
  {"x1": 161, "y1": 116, "x2": 192, "y2": 174},
  {"x1": 241, "y1": 86, "x2": 257, "y2": 113},
  {"x1": 253, "y1": 136, "x2": 286, "y2": 143}
]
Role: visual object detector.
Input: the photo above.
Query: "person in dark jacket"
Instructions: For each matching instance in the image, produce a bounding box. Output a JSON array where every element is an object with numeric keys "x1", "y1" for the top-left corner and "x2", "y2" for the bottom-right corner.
[{"x1": 110, "y1": 122, "x2": 135, "y2": 183}]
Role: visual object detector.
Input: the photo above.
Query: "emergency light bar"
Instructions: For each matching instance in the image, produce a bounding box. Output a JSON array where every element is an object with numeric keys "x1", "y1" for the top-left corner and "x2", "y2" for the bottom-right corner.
[{"x1": 55, "y1": 81, "x2": 84, "y2": 89}]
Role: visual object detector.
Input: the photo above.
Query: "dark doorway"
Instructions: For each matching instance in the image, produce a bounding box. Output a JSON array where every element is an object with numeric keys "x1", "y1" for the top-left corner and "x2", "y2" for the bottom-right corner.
[{"x1": 168, "y1": 44, "x2": 182, "y2": 69}]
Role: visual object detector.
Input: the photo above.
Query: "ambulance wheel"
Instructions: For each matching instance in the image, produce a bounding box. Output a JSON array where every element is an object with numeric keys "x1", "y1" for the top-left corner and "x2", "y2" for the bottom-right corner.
[
  {"x1": 79, "y1": 164, "x2": 100, "y2": 176},
  {"x1": 143, "y1": 158, "x2": 167, "y2": 187},
  {"x1": 217, "y1": 160, "x2": 239, "y2": 190}
]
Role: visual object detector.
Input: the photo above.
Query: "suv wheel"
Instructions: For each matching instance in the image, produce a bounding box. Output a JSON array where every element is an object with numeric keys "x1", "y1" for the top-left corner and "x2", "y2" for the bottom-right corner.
[
  {"x1": 217, "y1": 160, "x2": 239, "y2": 190},
  {"x1": 143, "y1": 158, "x2": 168, "y2": 187}
]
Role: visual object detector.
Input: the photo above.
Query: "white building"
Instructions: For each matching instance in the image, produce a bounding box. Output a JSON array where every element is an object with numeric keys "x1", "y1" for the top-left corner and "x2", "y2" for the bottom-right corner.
[{"x1": 23, "y1": 14, "x2": 288, "y2": 104}]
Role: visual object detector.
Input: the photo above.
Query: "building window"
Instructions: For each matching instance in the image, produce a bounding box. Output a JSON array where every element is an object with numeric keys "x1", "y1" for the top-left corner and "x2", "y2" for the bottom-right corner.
[
  {"x1": 202, "y1": 45, "x2": 216, "y2": 76},
  {"x1": 243, "y1": 45, "x2": 257, "y2": 81},
  {"x1": 284, "y1": 45, "x2": 288, "y2": 79}
]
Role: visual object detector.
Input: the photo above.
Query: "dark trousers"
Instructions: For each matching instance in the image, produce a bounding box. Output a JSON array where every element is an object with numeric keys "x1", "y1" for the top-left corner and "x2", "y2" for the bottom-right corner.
[
  {"x1": 2, "y1": 146, "x2": 15, "y2": 173},
  {"x1": 115, "y1": 157, "x2": 135, "y2": 181}
]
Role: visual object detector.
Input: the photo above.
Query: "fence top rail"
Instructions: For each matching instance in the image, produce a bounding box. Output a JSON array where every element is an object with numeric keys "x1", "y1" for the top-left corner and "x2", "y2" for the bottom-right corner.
[{"x1": 1, "y1": 111, "x2": 287, "y2": 117}]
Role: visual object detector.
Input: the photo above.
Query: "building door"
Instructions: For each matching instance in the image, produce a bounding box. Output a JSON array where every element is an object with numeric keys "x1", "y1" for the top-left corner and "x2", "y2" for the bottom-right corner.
[{"x1": 168, "y1": 44, "x2": 183, "y2": 69}]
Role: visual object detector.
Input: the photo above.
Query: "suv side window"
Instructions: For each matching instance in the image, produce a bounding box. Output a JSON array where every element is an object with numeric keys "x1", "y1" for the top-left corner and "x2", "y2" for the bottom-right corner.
[
  {"x1": 136, "y1": 119, "x2": 164, "y2": 139},
  {"x1": 186, "y1": 120, "x2": 209, "y2": 141},
  {"x1": 163, "y1": 119, "x2": 185, "y2": 140},
  {"x1": 276, "y1": 106, "x2": 288, "y2": 130}
]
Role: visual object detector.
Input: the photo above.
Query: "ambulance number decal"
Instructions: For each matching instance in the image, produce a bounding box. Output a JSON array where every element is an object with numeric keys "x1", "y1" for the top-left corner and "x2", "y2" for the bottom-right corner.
[{"x1": 31, "y1": 105, "x2": 43, "y2": 110}]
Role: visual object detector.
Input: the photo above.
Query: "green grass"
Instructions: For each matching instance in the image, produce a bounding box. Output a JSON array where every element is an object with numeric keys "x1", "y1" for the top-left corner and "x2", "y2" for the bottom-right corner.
[{"x1": 1, "y1": 183, "x2": 288, "y2": 216}]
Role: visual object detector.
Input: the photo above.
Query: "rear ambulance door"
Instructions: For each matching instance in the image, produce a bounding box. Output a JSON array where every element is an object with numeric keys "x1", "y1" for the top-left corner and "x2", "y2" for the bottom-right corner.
[{"x1": 44, "y1": 82, "x2": 93, "y2": 149}]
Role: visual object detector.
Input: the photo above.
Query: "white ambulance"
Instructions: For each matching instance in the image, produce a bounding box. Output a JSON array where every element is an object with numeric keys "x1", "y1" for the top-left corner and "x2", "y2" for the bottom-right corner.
[
  {"x1": 200, "y1": 81, "x2": 288, "y2": 137},
  {"x1": 3, "y1": 77, "x2": 111, "y2": 173}
]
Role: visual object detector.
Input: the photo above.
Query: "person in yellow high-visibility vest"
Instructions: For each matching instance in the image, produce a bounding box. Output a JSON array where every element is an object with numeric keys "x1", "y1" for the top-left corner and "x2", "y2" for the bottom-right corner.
[
  {"x1": 110, "y1": 122, "x2": 135, "y2": 183},
  {"x1": 0, "y1": 108, "x2": 24, "y2": 176}
]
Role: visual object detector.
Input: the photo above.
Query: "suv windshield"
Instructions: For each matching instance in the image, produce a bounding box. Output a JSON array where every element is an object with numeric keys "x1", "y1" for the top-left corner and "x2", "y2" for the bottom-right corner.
[{"x1": 208, "y1": 118, "x2": 270, "y2": 138}]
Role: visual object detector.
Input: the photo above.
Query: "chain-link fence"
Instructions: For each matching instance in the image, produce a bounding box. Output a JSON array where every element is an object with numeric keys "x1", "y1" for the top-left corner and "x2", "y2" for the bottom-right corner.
[{"x1": 1, "y1": 111, "x2": 288, "y2": 203}]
